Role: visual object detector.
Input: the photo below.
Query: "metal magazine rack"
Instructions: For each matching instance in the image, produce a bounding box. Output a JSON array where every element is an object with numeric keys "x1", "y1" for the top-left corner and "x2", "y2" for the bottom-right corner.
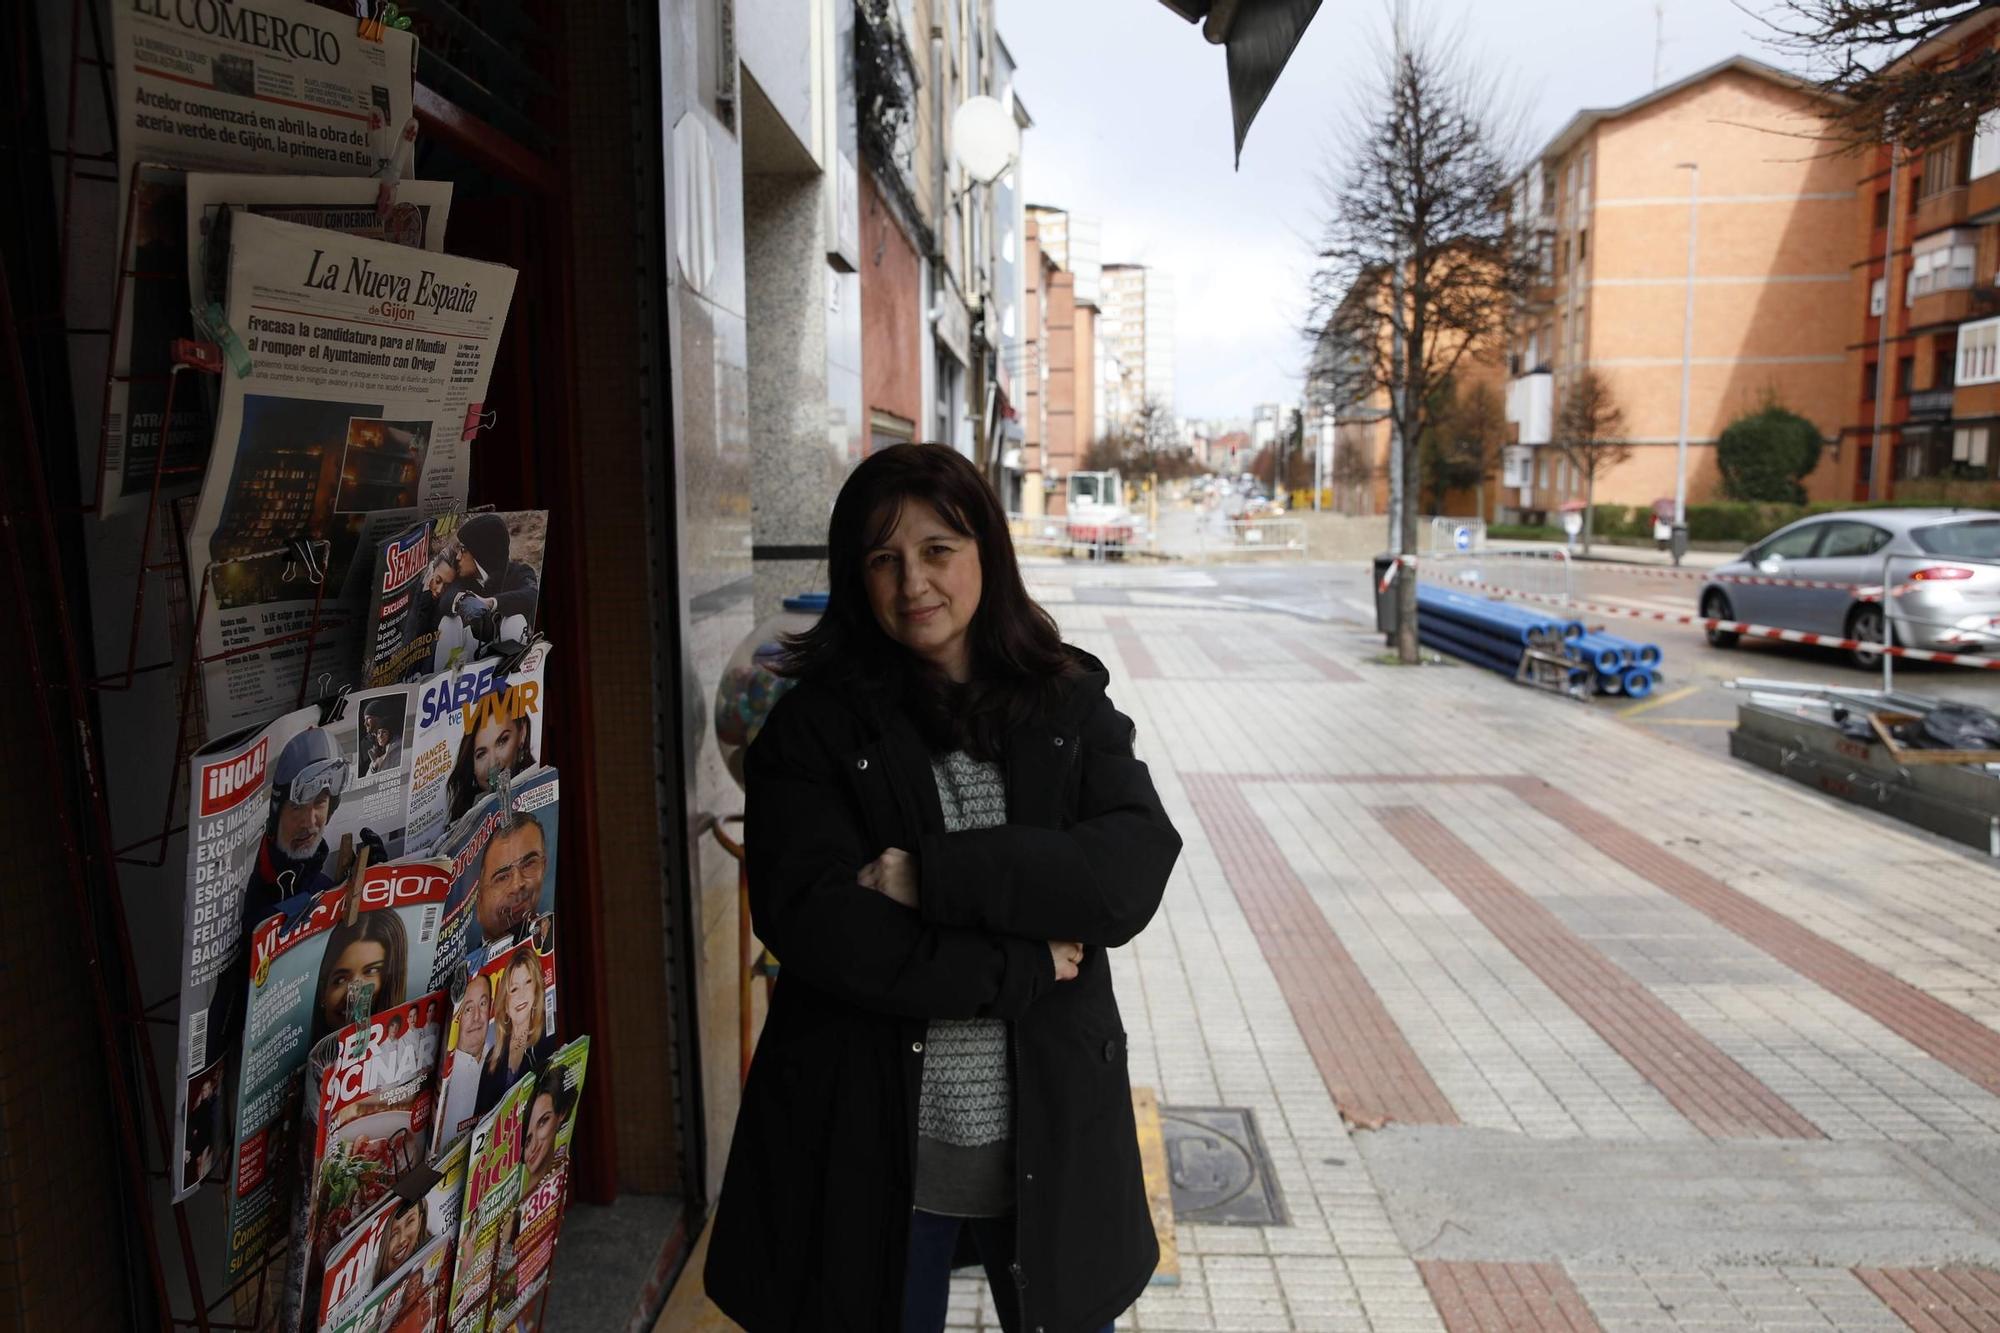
[{"x1": 0, "y1": 3, "x2": 552, "y2": 1328}]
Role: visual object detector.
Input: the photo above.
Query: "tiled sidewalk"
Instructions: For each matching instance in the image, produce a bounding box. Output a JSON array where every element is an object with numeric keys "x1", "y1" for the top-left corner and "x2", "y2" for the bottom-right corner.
[{"x1": 936, "y1": 574, "x2": 2000, "y2": 1332}]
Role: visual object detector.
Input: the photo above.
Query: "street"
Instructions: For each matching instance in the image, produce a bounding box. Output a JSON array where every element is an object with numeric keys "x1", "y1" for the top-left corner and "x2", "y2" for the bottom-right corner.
[{"x1": 951, "y1": 550, "x2": 2000, "y2": 1332}]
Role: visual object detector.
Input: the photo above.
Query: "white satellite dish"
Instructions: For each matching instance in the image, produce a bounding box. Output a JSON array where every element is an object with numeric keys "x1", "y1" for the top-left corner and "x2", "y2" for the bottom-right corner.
[{"x1": 950, "y1": 95, "x2": 1019, "y2": 185}]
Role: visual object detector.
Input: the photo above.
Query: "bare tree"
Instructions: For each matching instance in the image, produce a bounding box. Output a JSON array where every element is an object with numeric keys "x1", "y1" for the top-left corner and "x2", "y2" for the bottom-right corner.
[
  {"x1": 1762, "y1": 1, "x2": 2000, "y2": 149},
  {"x1": 1419, "y1": 378, "x2": 1507, "y2": 520},
  {"x1": 1305, "y1": 23, "x2": 1531, "y2": 662},
  {"x1": 1331, "y1": 431, "x2": 1377, "y2": 514},
  {"x1": 1551, "y1": 368, "x2": 1629, "y2": 556}
]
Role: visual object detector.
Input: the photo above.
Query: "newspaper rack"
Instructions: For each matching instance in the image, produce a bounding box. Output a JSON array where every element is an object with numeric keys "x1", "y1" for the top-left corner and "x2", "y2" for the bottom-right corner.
[{"x1": 3, "y1": 8, "x2": 560, "y2": 1329}]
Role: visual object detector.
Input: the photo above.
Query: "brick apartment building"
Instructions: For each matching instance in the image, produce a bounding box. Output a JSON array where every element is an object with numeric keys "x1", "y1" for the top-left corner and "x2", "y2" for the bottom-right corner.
[
  {"x1": 1849, "y1": 11, "x2": 2000, "y2": 500},
  {"x1": 1501, "y1": 57, "x2": 1852, "y2": 522}
]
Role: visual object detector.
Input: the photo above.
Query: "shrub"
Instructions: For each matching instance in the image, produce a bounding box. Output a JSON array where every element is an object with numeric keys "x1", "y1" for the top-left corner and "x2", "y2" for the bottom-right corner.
[
  {"x1": 1590, "y1": 504, "x2": 1645, "y2": 540},
  {"x1": 1716, "y1": 403, "x2": 1823, "y2": 503}
]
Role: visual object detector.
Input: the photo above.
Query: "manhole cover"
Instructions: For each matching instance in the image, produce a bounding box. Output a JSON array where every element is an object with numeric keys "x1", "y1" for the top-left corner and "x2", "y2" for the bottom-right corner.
[{"x1": 1158, "y1": 1106, "x2": 1287, "y2": 1226}]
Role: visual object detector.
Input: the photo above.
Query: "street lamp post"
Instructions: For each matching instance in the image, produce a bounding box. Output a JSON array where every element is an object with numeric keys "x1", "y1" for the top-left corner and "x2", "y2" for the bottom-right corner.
[{"x1": 1672, "y1": 161, "x2": 1698, "y2": 566}]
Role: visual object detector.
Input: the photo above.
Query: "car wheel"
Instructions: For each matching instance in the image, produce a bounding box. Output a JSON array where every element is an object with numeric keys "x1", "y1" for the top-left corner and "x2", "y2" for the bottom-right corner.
[
  {"x1": 1702, "y1": 591, "x2": 1740, "y2": 648},
  {"x1": 1847, "y1": 604, "x2": 1890, "y2": 671}
]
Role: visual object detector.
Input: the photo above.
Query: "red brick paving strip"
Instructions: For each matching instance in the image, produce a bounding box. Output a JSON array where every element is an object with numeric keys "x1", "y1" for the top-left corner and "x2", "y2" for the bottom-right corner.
[
  {"x1": 1418, "y1": 1259, "x2": 1603, "y2": 1332},
  {"x1": 1191, "y1": 627, "x2": 1245, "y2": 673},
  {"x1": 1203, "y1": 771, "x2": 2000, "y2": 1103},
  {"x1": 1507, "y1": 779, "x2": 2000, "y2": 1101},
  {"x1": 1100, "y1": 614, "x2": 1159, "y2": 680},
  {"x1": 1376, "y1": 806, "x2": 1823, "y2": 1140},
  {"x1": 1180, "y1": 772, "x2": 1459, "y2": 1126},
  {"x1": 1282, "y1": 632, "x2": 1363, "y2": 682},
  {"x1": 1855, "y1": 1266, "x2": 2000, "y2": 1331}
]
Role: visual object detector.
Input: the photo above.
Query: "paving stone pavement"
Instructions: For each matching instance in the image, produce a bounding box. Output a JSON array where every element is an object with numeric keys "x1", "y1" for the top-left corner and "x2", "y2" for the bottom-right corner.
[{"x1": 935, "y1": 563, "x2": 2000, "y2": 1332}]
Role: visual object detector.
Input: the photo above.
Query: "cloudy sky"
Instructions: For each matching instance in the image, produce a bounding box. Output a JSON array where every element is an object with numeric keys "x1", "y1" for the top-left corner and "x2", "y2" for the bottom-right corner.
[{"x1": 995, "y1": 0, "x2": 1802, "y2": 423}]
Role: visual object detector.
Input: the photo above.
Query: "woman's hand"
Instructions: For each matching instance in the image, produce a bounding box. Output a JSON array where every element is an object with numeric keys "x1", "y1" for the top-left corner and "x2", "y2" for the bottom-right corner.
[
  {"x1": 857, "y1": 848, "x2": 919, "y2": 909},
  {"x1": 1048, "y1": 940, "x2": 1084, "y2": 981}
]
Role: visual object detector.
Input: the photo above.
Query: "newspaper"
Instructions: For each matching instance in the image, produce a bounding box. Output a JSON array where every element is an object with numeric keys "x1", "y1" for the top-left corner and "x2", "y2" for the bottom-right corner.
[
  {"x1": 489, "y1": 1038, "x2": 590, "y2": 1325},
  {"x1": 178, "y1": 701, "x2": 418, "y2": 1207},
  {"x1": 186, "y1": 173, "x2": 453, "y2": 317},
  {"x1": 431, "y1": 768, "x2": 561, "y2": 994},
  {"x1": 363, "y1": 511, "x2": 547, "y2": 690},
  {"x1": 224, "y1": 861, "x2": 451, "y2": 1271},
  {"x1": 318, "y1": 1136, "x2": 469, "y2": 1333},
  {"x1": 408, "y1": 645, "x2": 553, "y2": 857},
  {"x1": 445, "y1": 1073, "x2": 537, "y2": 1333},
  {"x1": 429, "y1": 931, "x2": 558, "y2": 1161},
  {"x1": 104, "y1": 0, "x2": 417, "y2": 513},
  {"x1": 190, "y1": 210, "x2": 518, "y2": 734},
  {"x1": 295, "y1": 990, "x2": 450, "y2": 1331}
]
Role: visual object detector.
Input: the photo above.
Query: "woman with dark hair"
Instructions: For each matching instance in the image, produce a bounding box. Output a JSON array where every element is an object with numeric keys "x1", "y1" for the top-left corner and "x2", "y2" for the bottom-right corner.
[
  {"x1": 309, "y1": 910, "x2": 409, "y2": 1049},
  {"x1": 704, "y1": 443, "x2": 1182, "y2": 1333},
  {"x1": 446, "y1": 710, "x2": 536, "y2": 823}
]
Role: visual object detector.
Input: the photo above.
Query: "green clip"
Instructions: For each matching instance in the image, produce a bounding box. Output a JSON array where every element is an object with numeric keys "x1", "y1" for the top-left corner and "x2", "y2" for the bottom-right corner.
[
  {"x1": 196, "y1": 302, "x2": 254, "y2": 377},
  {"x1": 379, "y1": 2, "x2": 413, "y2": 30}
]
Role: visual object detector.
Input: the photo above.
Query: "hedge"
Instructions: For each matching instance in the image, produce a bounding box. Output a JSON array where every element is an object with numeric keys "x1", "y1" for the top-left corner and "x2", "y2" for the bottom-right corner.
[{"x1": 1593, "y1": 491, "x2": 2000, "y2": 547}]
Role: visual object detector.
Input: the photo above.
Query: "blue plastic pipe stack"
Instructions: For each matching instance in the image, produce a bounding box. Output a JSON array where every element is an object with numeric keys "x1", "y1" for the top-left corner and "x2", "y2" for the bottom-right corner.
[{"x1": 1415, "y1": 585, "x2": 1663, "y2": 699}]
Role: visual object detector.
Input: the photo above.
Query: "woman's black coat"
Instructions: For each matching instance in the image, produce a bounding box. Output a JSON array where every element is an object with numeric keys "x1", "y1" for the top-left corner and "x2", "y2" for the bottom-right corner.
[{"x1": 703, "y1": 648, "x2": 1183, "y2": 1332}]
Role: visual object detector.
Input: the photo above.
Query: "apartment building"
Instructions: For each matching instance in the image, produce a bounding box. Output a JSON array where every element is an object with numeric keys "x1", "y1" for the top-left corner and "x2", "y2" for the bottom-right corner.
[
  {"x1": 1098, "y1": 262, "x2": 1176, "y2": 433},
  {"x1": 1850, "y1": 12, "x2": 2000, "y2": 499},
  {"x1": 1501, "y1": 57, "x2": 1850, "y2": 520}
]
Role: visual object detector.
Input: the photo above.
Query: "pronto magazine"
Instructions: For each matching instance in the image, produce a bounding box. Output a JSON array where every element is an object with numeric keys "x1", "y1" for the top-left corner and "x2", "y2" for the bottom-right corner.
[
  {"x1": 363, "y1": 511, "x2": 547, "y2": 689},
  {"x1": 188, "y1": 210, "x2": 517, "y2": 733},
  {"x1": 488, "y1": 1038, "x2": 589, "y2": 1325}
]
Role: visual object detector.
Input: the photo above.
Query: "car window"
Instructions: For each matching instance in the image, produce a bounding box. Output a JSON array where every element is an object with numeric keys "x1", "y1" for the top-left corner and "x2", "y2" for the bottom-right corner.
[
  {"x1": 1816, "y1": 521, "x2": 1891, "y2": 559},
  {"x1": 1757, "y1": 524, "x2": 1824, "y2": 561},
  {"x1": 1913, "y1": 519, "x2": 2000, "y2": 558}
]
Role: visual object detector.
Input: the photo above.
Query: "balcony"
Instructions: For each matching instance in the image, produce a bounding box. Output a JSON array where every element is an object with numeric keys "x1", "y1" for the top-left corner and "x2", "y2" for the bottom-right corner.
[
  {"x1": 1909, "y1": 386, "x2": 1956, "y2": 419},
  {"x1": 1505, "y1": 371, "x2": 1553, "y2": 446}
]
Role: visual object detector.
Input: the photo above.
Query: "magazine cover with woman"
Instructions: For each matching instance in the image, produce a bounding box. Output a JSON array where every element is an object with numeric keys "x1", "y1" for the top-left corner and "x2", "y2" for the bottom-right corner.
[
  {"x1": 405, "y1": 643, "x2": 553, "y2": 857},
  {"x1": 430, "y1": 929, "x2": 558, "y2": 1161},
  {"x1": 224, "y1": 861, "x2": 451, "y2": 1274}
]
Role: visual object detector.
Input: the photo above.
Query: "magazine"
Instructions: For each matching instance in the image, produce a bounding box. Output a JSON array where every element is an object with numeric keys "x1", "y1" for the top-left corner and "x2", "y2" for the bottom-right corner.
[
  {"x1": 188, "y1": 210, "x2": 519, "y2": 734},
  {"x1": 364, "y1": 511, "x2": 548, "y2": 689},
  {"x1": 430, "y1": 932, "x2": 558, "y2": 1161},
  {"x1": 408, "y1": 645, "x2": 553, "y2": 858},
  {"x1": 104, "y1": 0, "x2": 417, "y2": 514},
  {"x1": 294, "y1": 991, "x2": 450, "y2": 1330},
  {"x1": 186, "y1": 174, "x2": 453, "y2": 319},
  {"x1": 225, "y1": 861, "x2": 451, "y2": 1271},
  {"x1": 318, "y1": 1136, "x2": 469, "y2": 1333},
  {"x1": 178, "y1": 701, "x2": 417, "y2": 1207},
  {"x1": 431, "y1": 768, "x2": 561, "y2": 994},
  {"x1": 489, "y1": 1038, "x2": 590, "y2": 1325},
  {"x1": 444, "y1": 1074, "x2": 537, "y2": 1333},
  {"x1": 326, "y1": 1232, "x2": 452, "y2": 1333}
]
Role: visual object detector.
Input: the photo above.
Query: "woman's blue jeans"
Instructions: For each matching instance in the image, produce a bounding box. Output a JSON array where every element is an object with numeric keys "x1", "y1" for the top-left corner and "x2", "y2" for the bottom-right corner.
[{"x1": 900, "y1": 1208, "x2": 1117, "y2": 1333}]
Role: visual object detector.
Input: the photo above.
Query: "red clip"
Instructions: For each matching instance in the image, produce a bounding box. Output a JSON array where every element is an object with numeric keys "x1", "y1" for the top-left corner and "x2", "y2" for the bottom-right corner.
[
  {"x1": 173, "y1": 339, "x2": 224, "y2": 374},
  {"x1": 462, "y1": 402, "x2": 495, "y2": 441},
  {"x1": 359, "y1": 16, "x2": 386, "y2": 41}
]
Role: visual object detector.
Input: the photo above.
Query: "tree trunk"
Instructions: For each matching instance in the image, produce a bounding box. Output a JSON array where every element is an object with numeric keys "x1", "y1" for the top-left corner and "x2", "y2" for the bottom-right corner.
[
  {"x1": 1581, "y1": 470, "x2": 1595, "y2": 557},
  {"x1": 1395, "y1": 423, "x2": 1421, "y2": 663}
]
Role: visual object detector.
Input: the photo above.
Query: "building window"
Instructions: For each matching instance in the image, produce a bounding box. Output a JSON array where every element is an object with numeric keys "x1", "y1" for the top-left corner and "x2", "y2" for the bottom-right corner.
[
  {"x1": 1909, "y1": 228, "x2": 1978, "y2": 299},
  {"x1": 1873, "y1": 189, "x2": 1891, "y2": 230},
  {"x1": 1898, "y1": 355, "x2": 1916, "y2": 396},
  {"x1": 1919, "y1": 138, "x2": 1968, "y2": 197},
  {"x1": 1961, "y1": 316, "x2": 2000, "y2": 386},
  {"x1": 1863, "y1": 360, "x2": 1878, "y2": 401},
  {"x1": 1870, "y1": 276, "x2": 1885, "y2": 317},
  {"x1": 1974, "y1": 109, "x2": 2000, "y2": 181},
  {"x1": 1952, "y1": 424, "x2": 1992, "y2": 475}
]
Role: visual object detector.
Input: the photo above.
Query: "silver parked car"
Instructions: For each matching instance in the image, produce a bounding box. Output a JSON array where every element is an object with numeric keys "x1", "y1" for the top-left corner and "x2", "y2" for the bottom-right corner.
[{"x1": 1700, "y1": 508, "x2": 2000, "y2": 668}]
